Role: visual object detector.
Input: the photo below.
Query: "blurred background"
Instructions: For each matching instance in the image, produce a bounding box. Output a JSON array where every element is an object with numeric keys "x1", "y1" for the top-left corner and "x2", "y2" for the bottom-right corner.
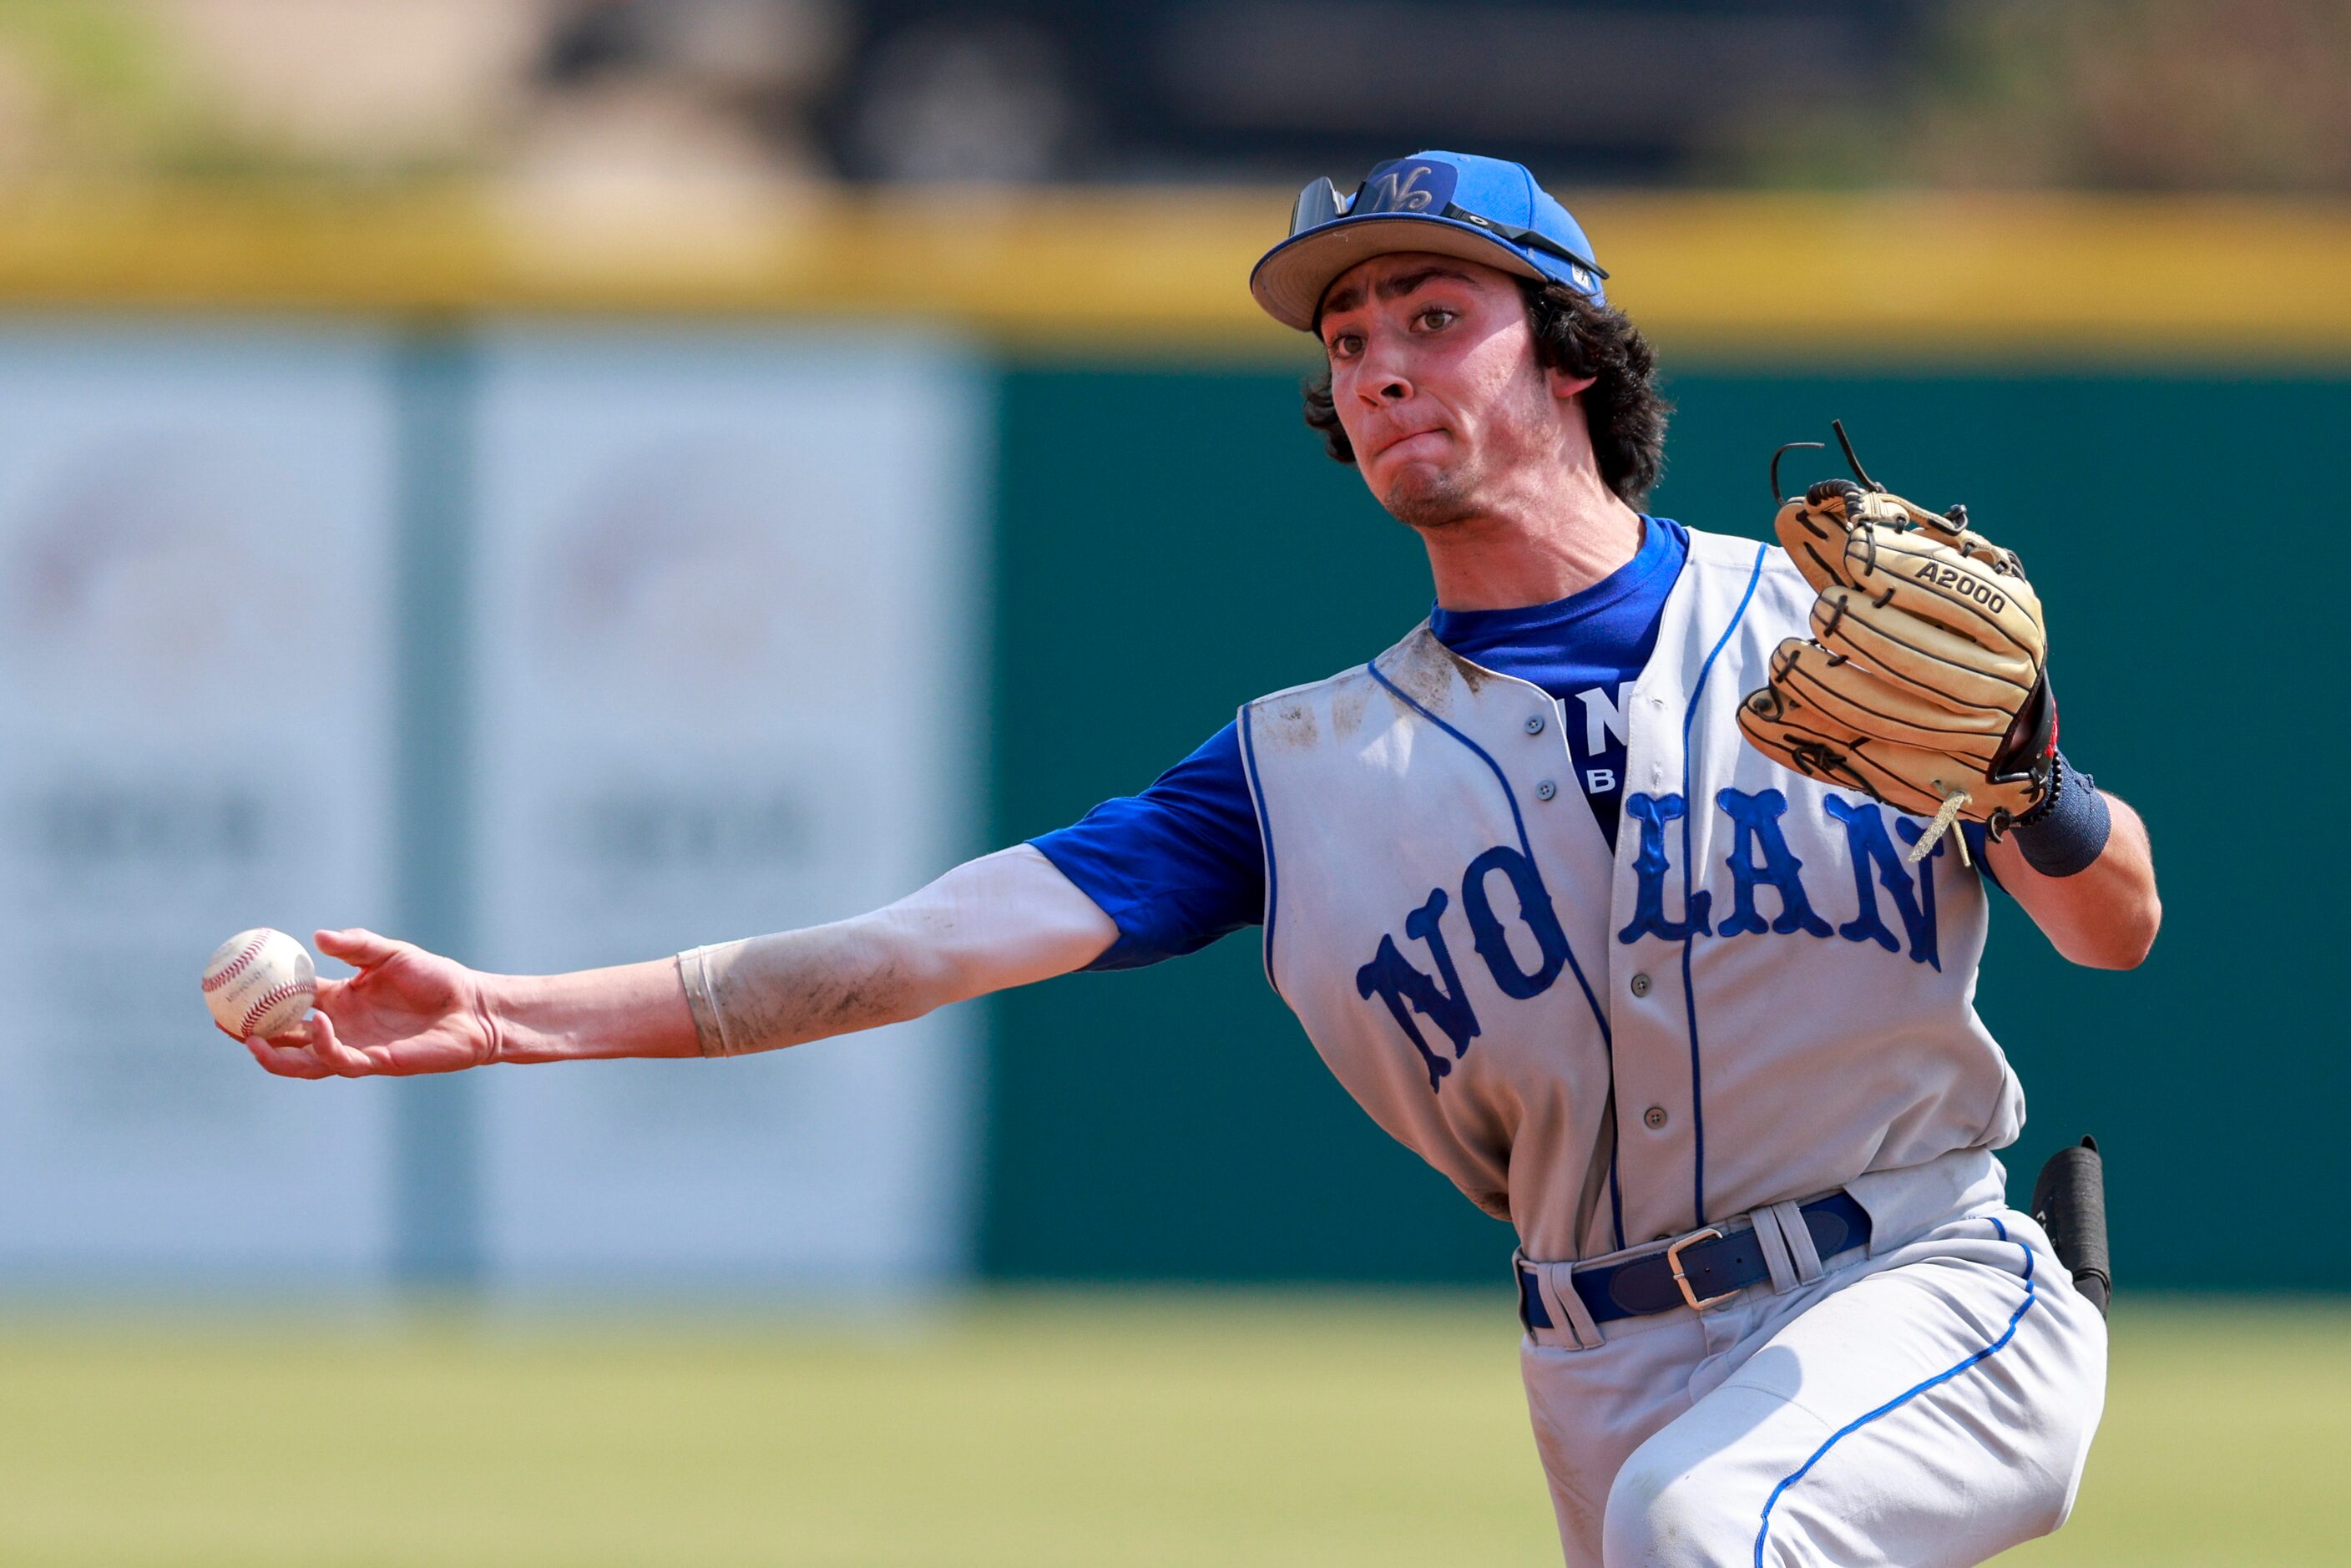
[{"x1": 0, "y1": 3, "x2": 2344, "y2": 1565}]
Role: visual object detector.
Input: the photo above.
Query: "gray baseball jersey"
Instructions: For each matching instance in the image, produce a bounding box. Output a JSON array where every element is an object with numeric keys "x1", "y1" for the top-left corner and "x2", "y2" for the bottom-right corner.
[{"x1": 1238, "y1": 526, "x2": 2101, "y2": 1565}]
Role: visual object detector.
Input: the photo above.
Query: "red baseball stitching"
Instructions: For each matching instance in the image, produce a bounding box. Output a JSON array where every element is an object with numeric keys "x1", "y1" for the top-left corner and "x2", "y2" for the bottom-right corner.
[
  {"x1": 239, "y1": 980, "x2": 311, "y2": 1039},
  {"x1": 204, "y1": 935, "x2": 270, "y2": 994}
]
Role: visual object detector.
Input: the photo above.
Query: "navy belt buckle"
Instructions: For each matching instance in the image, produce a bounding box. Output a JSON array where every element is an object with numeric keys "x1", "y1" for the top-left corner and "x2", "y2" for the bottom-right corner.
[{"x1": 1663, "y1": 1226, "x2": 1737, "y2": 1312}]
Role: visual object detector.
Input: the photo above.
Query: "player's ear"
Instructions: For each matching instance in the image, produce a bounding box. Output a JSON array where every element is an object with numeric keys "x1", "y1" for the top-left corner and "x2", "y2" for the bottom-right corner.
[{"x1": 1547, "y1": 367, "x2": 1597, "y2": 402}]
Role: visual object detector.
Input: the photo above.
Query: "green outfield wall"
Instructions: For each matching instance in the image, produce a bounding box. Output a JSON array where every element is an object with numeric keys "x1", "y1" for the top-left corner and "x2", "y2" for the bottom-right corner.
[
  {"x1": 985, "y1": 361, "x2": 2351, "y2": 1290},
  {"x1": 2, "y1": 189, "x2": 2339, "y2": 1298}
]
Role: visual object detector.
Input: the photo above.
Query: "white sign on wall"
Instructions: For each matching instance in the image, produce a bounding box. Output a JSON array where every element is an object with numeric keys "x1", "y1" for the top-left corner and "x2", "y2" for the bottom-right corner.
[
  {"x1": 469, "y1": 330, "x2": 988, "y2": 1288},
  {"x1": 0, "y1": 329, "x2": 398, "y2": 1282}
]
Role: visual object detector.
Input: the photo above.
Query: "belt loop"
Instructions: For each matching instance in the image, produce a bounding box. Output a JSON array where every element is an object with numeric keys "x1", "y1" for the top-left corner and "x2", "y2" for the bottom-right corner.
[
  {"x1": 1512, "y1": 1247, "x2": 1545, "y2": 1333},
  {"x1": 1752, "y1": 1204, "x2": 1800, "y2": 1294},
  {"x1": 1767, "y1": 1199, "x2": 1825, "y2": 1285},
  {"x1": 1514, "y1": 1251, "x2": 1603, "y2": 1352},
  {"x1": 1545, "y1": 1262, "x2": 1605, "y2": 1351}
]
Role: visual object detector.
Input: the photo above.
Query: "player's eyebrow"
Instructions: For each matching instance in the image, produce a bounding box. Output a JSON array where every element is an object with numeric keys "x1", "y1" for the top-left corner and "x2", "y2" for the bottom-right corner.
[{"x1": 1318, "y1": 266, "x2": 1477, "y2": 328}]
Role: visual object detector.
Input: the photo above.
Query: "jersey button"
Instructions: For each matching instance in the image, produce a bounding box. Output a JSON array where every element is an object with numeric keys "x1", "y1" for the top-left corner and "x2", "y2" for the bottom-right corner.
[
  {"x1": 1536, "y1": 779, "x2": 1558, "y2": 801},
  {"x1": 1630, "y1": 972, "x2": 1651, "y2": 998},
  {"x1": 1643, "y1": 1106, "x2": 1669, "y2": 1130},
  {"x1": 1524, "y1": 715, "x2": 1545, "y2": 734}
]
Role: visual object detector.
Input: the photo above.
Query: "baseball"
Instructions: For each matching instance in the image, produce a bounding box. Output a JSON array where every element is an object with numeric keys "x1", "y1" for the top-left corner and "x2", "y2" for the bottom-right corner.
[{"x1": 201, "y1": 928, "x2": 316, "y2": 1041}]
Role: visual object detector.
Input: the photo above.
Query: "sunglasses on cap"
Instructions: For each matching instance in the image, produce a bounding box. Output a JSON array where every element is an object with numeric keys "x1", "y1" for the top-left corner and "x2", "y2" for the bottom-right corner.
[{"x1": 1287, "y1": 173, "x2": 1610, "y2": 281}]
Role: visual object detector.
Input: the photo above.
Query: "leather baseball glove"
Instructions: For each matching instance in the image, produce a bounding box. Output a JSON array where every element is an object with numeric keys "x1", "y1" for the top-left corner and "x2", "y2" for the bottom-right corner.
[{"x1": 1737, "y1": 477, "x2": 2056, "y2": 861}]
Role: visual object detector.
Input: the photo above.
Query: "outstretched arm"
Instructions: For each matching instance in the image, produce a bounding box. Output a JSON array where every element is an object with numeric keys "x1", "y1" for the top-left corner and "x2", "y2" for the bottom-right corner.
[
  {"x1": 249, "y1": 846, "x2": 1119, "y2": 1079},
  {"x1": 1984, "y1": 789, "x2": 2160, "y2": 971}
]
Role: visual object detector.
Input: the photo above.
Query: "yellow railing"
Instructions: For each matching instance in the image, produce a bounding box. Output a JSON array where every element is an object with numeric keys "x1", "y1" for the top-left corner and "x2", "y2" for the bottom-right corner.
[{"x1": 1, "y1": 186, "x2": 2344, "y2": 360}]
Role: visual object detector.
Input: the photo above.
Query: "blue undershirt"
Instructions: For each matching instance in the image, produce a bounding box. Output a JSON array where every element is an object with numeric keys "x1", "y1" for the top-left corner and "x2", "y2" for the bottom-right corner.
[{"x1": 1033, "y1": 518, "x2": 1691, "y2": 970}]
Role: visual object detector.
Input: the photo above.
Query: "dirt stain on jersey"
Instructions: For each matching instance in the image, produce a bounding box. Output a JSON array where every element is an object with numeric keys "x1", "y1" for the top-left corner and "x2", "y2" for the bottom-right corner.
[
  {"x1": 1329, "y1": 680, "x2": 1371, "y2": 740},
  {"x1": 1255, "y1": 698, "x2": 1320, "y2": 750},
  {"x1": 1380, "y1": 628, "x2": 1493, "y2": 716}
]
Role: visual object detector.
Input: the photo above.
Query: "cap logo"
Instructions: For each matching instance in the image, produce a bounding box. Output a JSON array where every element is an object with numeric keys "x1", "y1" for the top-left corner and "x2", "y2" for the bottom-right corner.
[{"x1": 1358, "y1": 159, "x2": 1457, "y2": 217}]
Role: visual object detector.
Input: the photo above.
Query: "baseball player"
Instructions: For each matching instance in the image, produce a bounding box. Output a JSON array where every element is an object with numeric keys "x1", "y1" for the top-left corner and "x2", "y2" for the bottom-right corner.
[{"x1": 247, "y1": 152, "x2": 2159, "y2": 1566}]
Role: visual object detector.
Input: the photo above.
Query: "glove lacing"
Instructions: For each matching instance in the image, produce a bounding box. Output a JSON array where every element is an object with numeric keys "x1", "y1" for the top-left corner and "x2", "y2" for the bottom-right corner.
[{"x1": 1908, "y1": 789, "x2": 1973, "y2": 867}]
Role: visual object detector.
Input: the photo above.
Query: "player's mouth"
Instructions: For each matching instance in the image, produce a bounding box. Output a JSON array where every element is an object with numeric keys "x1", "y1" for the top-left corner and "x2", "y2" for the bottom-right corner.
[{"x1": 1370, "y1": 425, "x2": 1449, "y2": 463}]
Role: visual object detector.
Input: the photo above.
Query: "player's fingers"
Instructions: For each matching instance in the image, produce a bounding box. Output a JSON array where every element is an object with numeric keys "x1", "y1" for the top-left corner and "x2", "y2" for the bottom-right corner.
[
  {"x1": 315, "y1": 928, "x2": 403, "y2": 971},
  {"x1": 260, "y1": 1006, "x2": 359, "y2": 1081},
  {"x1": 247, "y1": 1035, "x2": 329, "y2": 1080},
  {"x1": 314, "y1": 928, "x2": 395, "y2": 969},
  {"x1": 258, "y1": 1006, "x2": 324, "y2": 1048},
  {"x1": 291, "y1": 1008, "x2": 377, "y2": 1077}
]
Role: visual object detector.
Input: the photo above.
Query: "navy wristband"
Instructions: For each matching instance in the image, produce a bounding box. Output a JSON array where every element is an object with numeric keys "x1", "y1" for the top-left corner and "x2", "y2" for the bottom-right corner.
[{"x1": 2012, "y1": 753, "x2": 2110, "y2": 878}]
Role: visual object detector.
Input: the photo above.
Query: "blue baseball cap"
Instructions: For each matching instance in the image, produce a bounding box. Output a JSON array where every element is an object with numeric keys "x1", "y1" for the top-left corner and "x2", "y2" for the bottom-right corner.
[{"x1": 1250, "y1": 150, "x2": 1608, "y2": 332}]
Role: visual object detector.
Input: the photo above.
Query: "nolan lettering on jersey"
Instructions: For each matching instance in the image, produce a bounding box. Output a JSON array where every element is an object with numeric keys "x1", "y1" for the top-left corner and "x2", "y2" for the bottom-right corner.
[
  {"x1": 1620, "y1": 792, "x2": 1713, "y2": 940},
  {"x1": 1461, "y1": 844, "x2": 1572, "y2": 999},
  {"x1": 1618, "y1": 788, "x2": 1943, "y2": 968},
  {"x1": 1356, "y1": 887, "x2": 1482, "y2": 1091},
  {"x1": 1354, "y1": 844, "x2": 1566, "y2": 1092},
  {"x1": 1823, "y1": 797, "x2": 1943, "y2": 968},
  {"x1": 1716, "y1": 787, "x2": 1833, "y2": 938},
  {"x1": 1357, "y1": 790, "x2": 1951, "y2": 1095}
]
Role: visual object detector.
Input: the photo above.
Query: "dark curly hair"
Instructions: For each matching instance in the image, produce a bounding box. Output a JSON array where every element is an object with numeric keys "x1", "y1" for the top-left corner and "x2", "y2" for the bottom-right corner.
[{"x1": 1302, "y1": 277, "x2": 1671, "y2": 504}]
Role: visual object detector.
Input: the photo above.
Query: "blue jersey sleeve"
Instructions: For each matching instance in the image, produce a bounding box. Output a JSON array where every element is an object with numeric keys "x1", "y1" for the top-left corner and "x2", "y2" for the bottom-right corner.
[{"x1": 1029, "y1": 720, "x2": 1267, "y2": 969}]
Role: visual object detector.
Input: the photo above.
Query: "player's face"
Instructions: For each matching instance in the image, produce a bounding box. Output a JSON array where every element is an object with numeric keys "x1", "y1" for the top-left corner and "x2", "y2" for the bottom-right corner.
[{"x1": 1317, "y1": 253, "x2": 1569, "y2": 529}]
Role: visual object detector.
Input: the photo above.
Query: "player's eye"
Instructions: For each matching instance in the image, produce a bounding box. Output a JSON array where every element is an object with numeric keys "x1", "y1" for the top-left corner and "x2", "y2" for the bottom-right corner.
[
  {"x1": 1326, "y1": 331, "x2": 1363, "y2": 359},
  {"x1": 1414, "y1": 308, "x2": 1454, "y2": 332}
]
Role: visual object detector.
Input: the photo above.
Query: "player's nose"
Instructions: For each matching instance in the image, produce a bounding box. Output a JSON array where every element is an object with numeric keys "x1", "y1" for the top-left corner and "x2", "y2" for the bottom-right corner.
[
  {"x1": 1352, "y1": 329, "x2": 1414, "y2": 406},
  {"x1": 1353, "y1": 355, "x2": 1413, "y2": 405}
]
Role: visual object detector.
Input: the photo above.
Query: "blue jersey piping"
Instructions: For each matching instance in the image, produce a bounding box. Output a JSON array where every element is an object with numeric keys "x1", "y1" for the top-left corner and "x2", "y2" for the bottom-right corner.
[
  {"x1": 1237, "y1": 705, "x2": 1282, "y2": 998},
  {"x1": 1367, "y1": 654, "x2": 1625, "y2": 1250},
  {"x1": 1751, "y1": 1216, "x2": 2040, "y2": 1566},
  {"x1": 1678, "y1": 543, "x2": 1767, "y2": 1226}
]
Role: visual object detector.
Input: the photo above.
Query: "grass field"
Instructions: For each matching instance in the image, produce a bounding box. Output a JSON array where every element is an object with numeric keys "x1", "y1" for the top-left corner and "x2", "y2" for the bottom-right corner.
[{"x1": 0, "y1": 1292, "x2": 2339, "y2": 1566}]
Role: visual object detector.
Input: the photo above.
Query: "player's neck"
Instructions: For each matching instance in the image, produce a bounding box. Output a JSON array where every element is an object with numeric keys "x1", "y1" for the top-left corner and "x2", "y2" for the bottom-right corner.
[{"x1": 1420, "y1": 465, "x2": 1645, "y2": 612}]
